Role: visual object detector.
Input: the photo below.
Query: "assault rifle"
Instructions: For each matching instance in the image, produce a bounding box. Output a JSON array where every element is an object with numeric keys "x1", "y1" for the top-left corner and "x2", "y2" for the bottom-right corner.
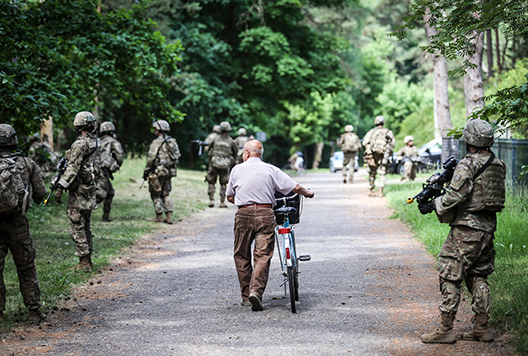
[
  {"x1": 43, "y1": 157, "x2": 68, "y2": 206},
  {"x1": 406, "y1": 156, "x2": 459, "y2": 205},
  {"x1": 191, "y1": 140, "x2": 209, "y2": 155}
]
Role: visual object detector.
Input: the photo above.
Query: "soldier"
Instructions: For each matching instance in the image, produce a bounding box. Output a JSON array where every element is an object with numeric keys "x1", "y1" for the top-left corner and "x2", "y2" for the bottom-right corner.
[
  {"x1": 337, "y1": 125, "x2": 361, "y2": 183},
  {"x1": 28, "y1": 133, "x2": 60, "y2": 179},
  {"x1": 96, "y1": 122, "x2": 124, "y2": 222},
  {"x1": 143, "y1": 120, "x2": 181, "y2": 224},
  {"x1": 234, "y1": 128, "x2": 249, "y2": 164},
  {"x1": 55, "y1": 111, "x2": 102, "y2": 272},
  {"x1": 396, "y1": 135, "x2": 419, "y2": 182},
  {"x1": 419, "y1": 119, "x2": 506, "y2": 344},
  {"x1": 207, "y1": 121, "x2": 238, "y2": 208},
  {"x1": 362, "y1": 116, "x2": 395, "y2": 196},
  {"x1": 0, "y1": 124, "x2": 47, "y2": 321},
  {"x1": 204, "y1": 125, "x2": 221, "y2": 151}
]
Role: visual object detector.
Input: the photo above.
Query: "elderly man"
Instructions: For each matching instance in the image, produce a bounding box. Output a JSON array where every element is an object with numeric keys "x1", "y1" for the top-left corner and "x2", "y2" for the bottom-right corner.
[{"x1": 226, "y1": 140, "x2": 314, "y2": 311}]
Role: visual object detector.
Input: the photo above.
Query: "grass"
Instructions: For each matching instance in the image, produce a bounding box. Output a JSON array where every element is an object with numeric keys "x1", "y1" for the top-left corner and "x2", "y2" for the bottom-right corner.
[
  {"x1": 1, "y1": 158, "x2": 208, "y2": 327},
  {"x1": 385, "y1": 182, "x2": 528, "y2": 354}
]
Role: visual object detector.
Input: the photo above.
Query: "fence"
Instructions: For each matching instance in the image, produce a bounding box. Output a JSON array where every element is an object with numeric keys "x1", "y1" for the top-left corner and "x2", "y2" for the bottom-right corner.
[{"x1": 443, "y1": 138, "x2": 528, "y2": 192}]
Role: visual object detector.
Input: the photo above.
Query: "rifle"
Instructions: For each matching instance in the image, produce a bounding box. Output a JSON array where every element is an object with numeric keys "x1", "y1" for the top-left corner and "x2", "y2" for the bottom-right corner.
[
  {"x1": 43, "y1": 157, "x2": 68, "y2": 206},
  {"x1": 406, "y1": 156, "x2": 459, "y2": 205},
  {"x1": 191, "y1": 140, "x2": 209, "y2": 156}
]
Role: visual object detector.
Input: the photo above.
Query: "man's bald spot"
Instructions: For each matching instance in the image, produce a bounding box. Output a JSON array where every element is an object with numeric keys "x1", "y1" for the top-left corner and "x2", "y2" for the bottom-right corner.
[{"x1": 244, "y1": 140, "x2": 263, "y2": 157}]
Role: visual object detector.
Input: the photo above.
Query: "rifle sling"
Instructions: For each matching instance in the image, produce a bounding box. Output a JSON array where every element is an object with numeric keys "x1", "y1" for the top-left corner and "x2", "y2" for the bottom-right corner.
[{"x1": 474, "y1": 152, "x2": 495, "y2": 180}]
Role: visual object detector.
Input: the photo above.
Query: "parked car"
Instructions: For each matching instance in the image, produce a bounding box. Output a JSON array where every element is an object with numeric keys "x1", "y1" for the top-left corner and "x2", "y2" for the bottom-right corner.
[
  {"x1": 389, "y1": 138, "x2": 443, "y2": 175},
  {"x1": 329, "y1": 151, "x2": 359, "y2": 173}
]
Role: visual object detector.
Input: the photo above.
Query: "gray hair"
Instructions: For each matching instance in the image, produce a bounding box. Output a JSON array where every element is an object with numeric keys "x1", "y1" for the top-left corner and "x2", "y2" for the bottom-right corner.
[{"x1": 246, "y1": 142, "x2": 264, "y2": 157}]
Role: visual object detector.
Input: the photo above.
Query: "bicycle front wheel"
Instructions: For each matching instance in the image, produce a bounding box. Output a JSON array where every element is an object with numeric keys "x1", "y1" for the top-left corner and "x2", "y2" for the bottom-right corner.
[{"x1": 287, "y1": 266, "x2": 296, "y2": 313}]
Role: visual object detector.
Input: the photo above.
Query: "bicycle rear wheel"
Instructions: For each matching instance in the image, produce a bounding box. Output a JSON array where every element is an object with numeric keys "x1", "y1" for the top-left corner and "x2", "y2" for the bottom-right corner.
[{"x1": 287, "y1": 266, "x2": 296, "y2": 313}]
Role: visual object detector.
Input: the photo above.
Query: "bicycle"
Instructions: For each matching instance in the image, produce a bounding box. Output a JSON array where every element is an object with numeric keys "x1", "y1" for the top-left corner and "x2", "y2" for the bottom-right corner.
[{"x1": 273, "y1": 193, "x2": 311, "y2": 313}]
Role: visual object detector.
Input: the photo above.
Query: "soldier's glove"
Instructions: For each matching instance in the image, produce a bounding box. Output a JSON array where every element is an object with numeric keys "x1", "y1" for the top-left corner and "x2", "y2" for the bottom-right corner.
[
  {"x1": 54, "y1": 186, "x2": 64, "y2": 204},
  {"x1": 418, "y1": 200, "x2": 435, "y2": 215},
  {"x1": 142, "y1": 171, "x2": 149, "y2": 180}
]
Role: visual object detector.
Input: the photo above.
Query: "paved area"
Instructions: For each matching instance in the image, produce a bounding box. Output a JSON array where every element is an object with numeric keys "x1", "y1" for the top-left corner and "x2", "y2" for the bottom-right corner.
[{"x1": 0, "y1": 169, "x2": 515, "y2": 355}]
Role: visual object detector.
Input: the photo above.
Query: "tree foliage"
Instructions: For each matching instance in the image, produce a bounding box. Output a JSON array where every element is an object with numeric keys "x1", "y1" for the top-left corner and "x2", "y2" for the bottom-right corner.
[{"x1": 1, "y1": 0, "x2": 183, "y2": 145}]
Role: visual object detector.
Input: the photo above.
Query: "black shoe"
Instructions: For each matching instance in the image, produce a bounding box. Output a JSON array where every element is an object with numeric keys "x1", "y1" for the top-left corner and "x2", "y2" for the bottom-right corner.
[{"x1": 249, "y1": 293, "x2": 263, "y2": 311}]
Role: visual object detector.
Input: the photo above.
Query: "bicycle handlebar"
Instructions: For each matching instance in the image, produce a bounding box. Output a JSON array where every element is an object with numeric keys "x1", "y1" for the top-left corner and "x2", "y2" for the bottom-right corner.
[{"x1": 274, "y1": 193, "x2": 299, "y2": 204}]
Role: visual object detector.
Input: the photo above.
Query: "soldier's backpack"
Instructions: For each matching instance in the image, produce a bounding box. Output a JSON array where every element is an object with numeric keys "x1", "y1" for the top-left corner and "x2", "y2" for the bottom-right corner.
[
  {"x1": 370, "y1": 128, "x2": 389, "y2": 154},
  {"x1": 211, "y1": 137, "x2": 233, "y2": 169},
  {"x1": 339, "y1": 133, "x2": 360, "y2": 152},
  {"x1": 0, "y1": 155, "x2": 27, "y2": 214}
]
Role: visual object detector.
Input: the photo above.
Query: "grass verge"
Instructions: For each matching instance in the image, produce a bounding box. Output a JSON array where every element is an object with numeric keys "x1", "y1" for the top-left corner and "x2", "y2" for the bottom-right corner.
[
  {"x1": 1, "y1": 158, "x2": 208, "y2": 327},
  {"x1": 385, "y1": 182, "x2": 528, "y2": 354}
]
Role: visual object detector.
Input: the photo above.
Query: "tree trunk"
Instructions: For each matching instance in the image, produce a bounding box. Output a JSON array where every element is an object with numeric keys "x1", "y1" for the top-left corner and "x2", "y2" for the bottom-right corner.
[
  {"x1": 424, "y1": 9, "x2": 453, "y2": 138},
  {"x1": 495, "y1": 28, "x2": 502, "y2": 73},
  {"x1": 464, "y1": 32, "x2": 485, "y2": 118},
  {"x1": 41, "y1": 118, "x2": 54, "y2": 150},
  {"x1": 312, "y1": 142, "x2": 324, "y2": 170},
  {"x1": 486, "y1": 29, "x2": 493, "y2": 77}
]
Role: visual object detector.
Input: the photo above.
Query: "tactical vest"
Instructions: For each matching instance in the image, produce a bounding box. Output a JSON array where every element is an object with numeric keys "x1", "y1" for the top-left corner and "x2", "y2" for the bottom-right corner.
[
  {"x1": 76, "y1": 136, "x2": 102, "y2": 188},
  {"x1": 339, "y1": 133, "x2": 360, "y2": 152},
  {"x1": 211, "y1": 136, "x2": 234, "y2": 169},
  {"x1": 100, "y1": 137, "x2": 119, "y2": 172},
  {"x1": 0, "y1": 154, "x2": 27, "y2": 214},
  {"x1": 462, "y1": 154, "x2": 506, "y2": 213}
]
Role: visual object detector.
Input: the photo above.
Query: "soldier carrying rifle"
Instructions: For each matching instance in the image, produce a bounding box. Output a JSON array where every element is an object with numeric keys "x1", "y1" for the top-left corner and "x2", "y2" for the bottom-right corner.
[{"x1": 412, "y1": 119, "x2": 506, "y2": 344}]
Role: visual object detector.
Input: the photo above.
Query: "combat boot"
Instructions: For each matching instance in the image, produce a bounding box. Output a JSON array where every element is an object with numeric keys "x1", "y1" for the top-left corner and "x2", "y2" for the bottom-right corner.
[
  {"x1": 164, "y1": 212, "x2": 173, "y2": 224},
  {"x1": 148, "y1": 213, "x2": 164, "y2": 222},
  {"x1": 378, "y1": 187, "x2": 384, "y2": 197},
  {"x1": 368, "y1": 187, "x2": 377, "y2": 197},
  {"x1": 28, "y1": 309, "x2": 46, "y2": 321},
  {"x1": 208, "y1": 193, "x2": 215, "y2": 208},
  {"x1": 74, "y1": 256, "x2": 92, "y2": 272},
  {"x1": 461, "y1": 314, "x2": 494, "y2": 342},
  {"x1": 219, "y1": 198, "x2": 227, "y2": 208},
  {"x1": 102, "y1": 212, "x2": 113, "y2": 222},
  {"x1": 421, "y1": 313, "x2": 456, "y2": 344}
]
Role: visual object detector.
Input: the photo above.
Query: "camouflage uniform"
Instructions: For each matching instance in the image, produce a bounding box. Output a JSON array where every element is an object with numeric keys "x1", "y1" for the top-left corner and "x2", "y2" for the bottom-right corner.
[
  {"x1": 144, "y1": 126, "x2": 180, "y2": 222},
  {"x1": 59, "y1": 133, "x2": 102, "y2": 261},
  {"x1": 433, "y1": 151, "x2": 505, "y2": 316},
  {"x1": 207, "y1": 122, "x2": 238, "y2": 208},
  {"x1": 204, "y1": 125, "x2": 220, "y2": 152},
  {"x1": 362, "y1": 116, "x2": 395, "y2": 195},
  {"x1": 0, "y1": 124, "x2": 47, "y2": 318},
  {"x1": 337, "y1": 125, "x2": 361, "y2": 183},
  {"x1": 234, "y1": 128, "x2": 249, "y2": 164},
  {"x1": 396, "y1": 145, "x2": 419, "y2": 181},
  {"x1": 96, "y1": 133, "x2": 124, "y2": 221},
  {"x1": 421, "y1": 119, "x2": 505, "y2": 344},
  {"x1": 28, "y1": 136, "x2": 61, "y2": 179}
]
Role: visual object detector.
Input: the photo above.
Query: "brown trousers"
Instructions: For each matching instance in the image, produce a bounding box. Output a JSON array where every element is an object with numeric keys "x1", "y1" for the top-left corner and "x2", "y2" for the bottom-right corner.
[{"x1": 233, "y1": 207, "x2": 276, "y2": 301}]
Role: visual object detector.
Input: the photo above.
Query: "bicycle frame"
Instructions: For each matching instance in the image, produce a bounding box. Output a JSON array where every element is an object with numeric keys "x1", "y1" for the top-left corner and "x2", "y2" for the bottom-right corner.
[{"x1": 275, "y1": 218, "x2": 297, "y2": 273}]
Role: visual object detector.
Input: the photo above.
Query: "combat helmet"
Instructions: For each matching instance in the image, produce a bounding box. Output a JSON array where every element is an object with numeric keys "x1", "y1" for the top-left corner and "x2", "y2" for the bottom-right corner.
[
  {"x1": 463, "y1": 119, "x2": 494, "y2": 148},
  {"x1": 100, "y1": 121, "x2": 116, "y2": 134},
  {"x1": 404, "y1": 135, "x2": 414, "y2": 144},
  {"x1": 153, "y1": 120, "x2": 170, "y2": 132},
  {"x1": 213, "y1": 125, "x2": 221, "y2": 134},
  {"x1": 0, "y1": 124, "x2": 18, "y2": 146},
  {"x1": 344, "y1": 125, "x2": 354, "y2": 132},
  {"x1": 73, "y1": 111, "x2": 97, "y2": 132},
  {"x1": 238, "y1": 128, "x2": 247, "y2": 136},
  {"x1": 219, "y1": 121, "x2": 232, "y2": 132},
  {"x1": 374, "y1": 116, "x2": 385, "y2": 125}
]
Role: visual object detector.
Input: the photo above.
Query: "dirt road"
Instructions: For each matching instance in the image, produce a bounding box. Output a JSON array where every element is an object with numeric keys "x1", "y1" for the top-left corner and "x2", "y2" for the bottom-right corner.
[{"x1": 1, "y1": 169, "x2": 515, "y2": 355}]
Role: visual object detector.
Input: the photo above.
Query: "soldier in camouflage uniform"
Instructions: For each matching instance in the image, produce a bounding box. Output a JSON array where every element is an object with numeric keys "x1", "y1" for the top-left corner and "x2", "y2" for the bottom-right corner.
[
  {"x1": 204, "y1": 125, "x2": 221, "y2": 152},
  {"x1": 234, "y1": 128, "x2": 249, "y2": 164},
  {"x1": 96, "y1": 122, "x2": 124, "y2": 222},
  {"x1": 396, "y1": 135, "x2": 419, "y2": 182},
  {"x1": 207, "y1": 121, "x2": 238, "y2": 208},
  {"x1": 337, "y1": 125, "x2": 361, "y2": 183},
  {"x1": 362, "y1": 116, "x2": 395, "y2": 196},
  {"x1": 143, "y1": 120, "x2": 181, "y2": 224},
  {"x1": 28, "y1": 133, "x2": 61, "y2": 179},
  {"x1": 419, "y1": 119, "x2": 506, "y2": 344},
  {"x1": 55, "y1": 112, "x2": 102, "y2": 272},
  {"x1": 0, "y1": 124, "x2": 47, "y2": 321}
]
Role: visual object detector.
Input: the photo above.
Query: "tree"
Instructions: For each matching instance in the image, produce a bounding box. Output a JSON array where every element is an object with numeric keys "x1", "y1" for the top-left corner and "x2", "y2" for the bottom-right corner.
[
  {"x1": 1, "y1": 0, "x2": 183, "y2": 152},
  {"x1": 392, "y1": 0, "x2": 528, "y2": 130}
]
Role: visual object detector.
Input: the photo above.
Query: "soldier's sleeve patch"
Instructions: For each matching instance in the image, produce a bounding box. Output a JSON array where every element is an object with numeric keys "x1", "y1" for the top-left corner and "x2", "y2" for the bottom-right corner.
[{"x1": 453, "y1": 174, "x2": 461, "y2": 182}]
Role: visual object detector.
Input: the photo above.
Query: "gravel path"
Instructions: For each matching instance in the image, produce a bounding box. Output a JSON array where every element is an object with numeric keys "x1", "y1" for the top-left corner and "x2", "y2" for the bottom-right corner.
[{"x1": 1, "y1": 169, "x2": 516, "y2": 355}]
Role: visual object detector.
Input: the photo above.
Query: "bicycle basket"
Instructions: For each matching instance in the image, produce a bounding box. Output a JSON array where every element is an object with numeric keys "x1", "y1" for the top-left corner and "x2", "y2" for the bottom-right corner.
[{"x1": 274, "y1": 191, "x2": 301, "y2": 225}]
